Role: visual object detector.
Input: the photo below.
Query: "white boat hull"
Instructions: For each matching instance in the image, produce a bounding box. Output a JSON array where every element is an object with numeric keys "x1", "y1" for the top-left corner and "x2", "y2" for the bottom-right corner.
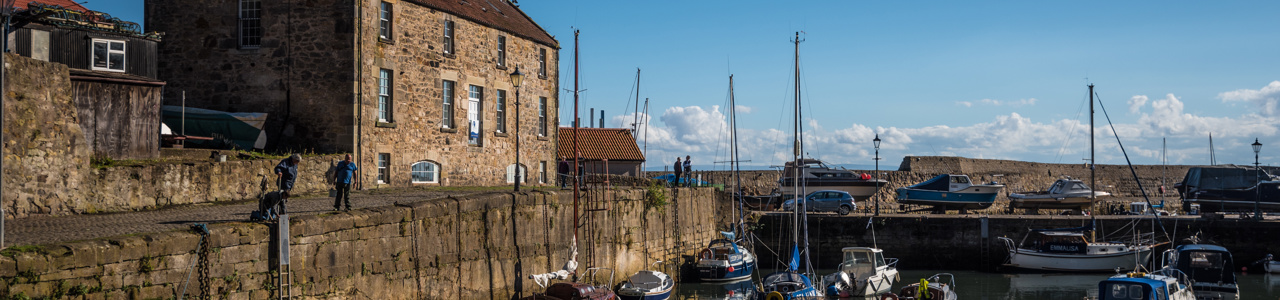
[
  {"x1": 1266, "y1": 260, "x2": 1280, "y2": 273},
  {"x1": 1004, "y1": 247, "x2": 1154, "y2": 272}
]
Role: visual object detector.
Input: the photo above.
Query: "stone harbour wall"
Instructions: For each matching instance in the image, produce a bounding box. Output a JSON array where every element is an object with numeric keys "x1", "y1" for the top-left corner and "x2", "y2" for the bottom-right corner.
[
  {"x1": 1, "y1": 54, "x2": 92, "y2": 218},
  {"x1": 0, "y1": 188, "x2": 721, "y2": 299}
]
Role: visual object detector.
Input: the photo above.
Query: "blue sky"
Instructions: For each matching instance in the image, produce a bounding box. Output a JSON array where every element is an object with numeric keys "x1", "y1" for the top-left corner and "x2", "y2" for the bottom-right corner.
[{"x1": 93, "y1": 0, "x2": 1280, "y2": 170}]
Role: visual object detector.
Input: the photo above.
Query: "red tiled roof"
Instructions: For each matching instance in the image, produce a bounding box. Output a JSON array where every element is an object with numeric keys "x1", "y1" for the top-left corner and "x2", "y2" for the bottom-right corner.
[
  {"x1": 12, "y1": 0, "x2": 88, "y2": 12},
  {"x1": 407, "y1": 0, "x2": 557, "y2": 48},
  {"x1": 557, "y1": 127, "x2": 645, "y2": 161}
]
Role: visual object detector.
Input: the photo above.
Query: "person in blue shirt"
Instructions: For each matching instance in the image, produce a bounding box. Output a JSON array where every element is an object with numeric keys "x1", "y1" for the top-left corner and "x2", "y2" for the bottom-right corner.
[{"x1": 333, "y1": 154, "x2": 359, "y2": 211}]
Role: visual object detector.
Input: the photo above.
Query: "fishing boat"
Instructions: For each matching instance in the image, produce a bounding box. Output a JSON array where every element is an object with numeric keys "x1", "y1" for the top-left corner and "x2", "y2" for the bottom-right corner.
[
  {"x1": 998, "y1": 223, "x2": 1159, "y2": 272},
  {"x1": 1167, "y1": 244, "x2": 1239, "y2": 300},
  {"x1": 880, "y1": 273, "x2": 957, "y2": 300},
  {"x1": 1009, "y1": 177, "x2": 1111, "y2": 211},
  {"x1": 760, "y1": 32, "x2": 824, "y2": 300},
  {"x1": 775, "y1": 158, "x2": 887, "y2": 200},
  {"x1": 695, "y1": 233, "x2": 756, "y2": 282},
  {"x1": 894, "y1": 174, "x2": 1003, "y2": 212},
  {"x1": 1095, "y1": 270, "x2": 1196, "y2": 300},
  {"x1": 1175, "y1": 166, "x2": 1280, "y2": 213},
  {"x1": 822, "y1": 247, "x2": 899, "y2": 297},
  {"x1": 695, "y1": 75, "x2": 757, "y2": 283},
  {"x1": 617, "y1": 265, "x2": 674, "y2": 300}
]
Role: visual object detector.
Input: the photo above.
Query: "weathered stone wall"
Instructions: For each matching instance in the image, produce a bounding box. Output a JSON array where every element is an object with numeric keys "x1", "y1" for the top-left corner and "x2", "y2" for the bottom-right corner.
[
  {"x1": 1, "y1": 54, "x2": 91, "y2": 217},
  {"x1": 356, "y1": 0, "x2": 560, "y2": 188},
  {"x1": 0, "y1": 188, "x2": 720, "y2": 299},
  {"x1": 755, "y1": 213, "x2": 1280, "y2": 272},
  {"x1": 146, "y1": 0, "x2": 357, "y2": 153}
]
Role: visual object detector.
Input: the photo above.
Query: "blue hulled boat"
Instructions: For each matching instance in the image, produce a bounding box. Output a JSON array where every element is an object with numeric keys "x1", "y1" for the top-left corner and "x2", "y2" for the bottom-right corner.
[
  {"x1": 1096, "y1": 270, "x2": 1196, "y2": 300},
  {"x1": 695, "y1": 233, "x2": 756, "y2": 282},
  {"x1": 895, "y1": 174, "x2": 1004, "y2": 211}
]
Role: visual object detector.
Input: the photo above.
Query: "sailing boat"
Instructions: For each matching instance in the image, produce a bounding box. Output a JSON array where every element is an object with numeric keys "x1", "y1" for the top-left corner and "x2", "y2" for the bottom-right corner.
[
  {"x1": 998, "y1": 84, "x2": 1162, "y2": 272},
  {"x1": 523, "y1": 30, "x2": 618, "y2": 300},
  {"x1": 694, "y1": 75, "x2": 757, "y2": 282},
  {"x1": 760, "y1": 32, "x2": 823, "y2": 300}
]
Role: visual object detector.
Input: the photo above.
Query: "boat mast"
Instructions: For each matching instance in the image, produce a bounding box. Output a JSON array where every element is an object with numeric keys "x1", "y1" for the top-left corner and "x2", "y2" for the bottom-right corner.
[
  {"x1": 1089, "y1": 84, "x2": 1096, "y2": 243},
  {"x1": 572, "y1": 29, "x2": 581, "y2": 267},
  {"x1": 729, "y1": 75, "x2": 745, "y2": 238},
  {"x1": 632, "y1": 68, "x2": 641, "y2": 135},
  {"x1": 793, "y1": 31, "x2": 814, "y2": 276}
]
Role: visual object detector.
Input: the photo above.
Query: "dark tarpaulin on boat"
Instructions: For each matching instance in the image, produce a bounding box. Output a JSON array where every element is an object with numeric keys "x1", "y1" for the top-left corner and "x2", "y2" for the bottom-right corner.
[
  {"x1": 907, "y1": 174, "x2": 951, "y2": 191},
  {"x1": 1180, "y1": 167, "x2": 1271, "y2": 191}
]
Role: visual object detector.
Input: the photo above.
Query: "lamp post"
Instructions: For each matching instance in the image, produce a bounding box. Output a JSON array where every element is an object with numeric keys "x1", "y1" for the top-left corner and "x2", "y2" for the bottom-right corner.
[
  {"x1": 1253, "y1": 138, "x2": 1263, "y2": 220},
  {"x1": 874, "y1": 134, "x2": 882, "y2": 216},
  {"x1": 510, "y1": 67, "x2": 524, "y2": 191}
]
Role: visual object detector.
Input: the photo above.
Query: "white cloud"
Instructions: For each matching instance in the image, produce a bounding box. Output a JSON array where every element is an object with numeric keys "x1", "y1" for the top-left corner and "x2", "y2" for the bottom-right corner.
[
  {"x1": 958, "y1": 98, "x2": 1037, "y2": 108},
  {"x1": 734, "y1": 105, "x2": 753, "y2": 114},
  {"x1": 1128, "y1": 95, "x2": 1148, "y2": 113},
  {"x1": 1219, "y1": 81, "x2": 1280, "y2": 117},
  {"x1": 956, "y1": 101, "x2": 973, "y2": 107}
]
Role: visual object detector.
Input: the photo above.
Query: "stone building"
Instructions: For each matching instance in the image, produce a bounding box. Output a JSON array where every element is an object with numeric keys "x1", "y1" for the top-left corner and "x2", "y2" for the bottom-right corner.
[
  {"x1": 146, "y1": 0, "x2": 560, "y2": 187},
  {"x1": 4, "y1": 0, "x2": 165, "y2": 160}
]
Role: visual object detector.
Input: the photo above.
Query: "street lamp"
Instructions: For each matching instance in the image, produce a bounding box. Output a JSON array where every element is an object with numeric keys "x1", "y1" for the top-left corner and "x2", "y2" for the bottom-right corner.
[
  {"x1": 874, "y1": 134, "x2": 882, "y2": 216},
  {"x1": 1253, "y1": 138, "x2": 1262, "y2": 220},
  {"x1": 510, "y1": 67, "x2": 525, "y2": 191}
]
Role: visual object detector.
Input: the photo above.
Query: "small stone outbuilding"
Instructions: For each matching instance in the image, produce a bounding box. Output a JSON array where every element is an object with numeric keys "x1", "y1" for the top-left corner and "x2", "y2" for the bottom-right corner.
[{"x1": 557, "y1": 127, "x2": 646, "y2": 177}]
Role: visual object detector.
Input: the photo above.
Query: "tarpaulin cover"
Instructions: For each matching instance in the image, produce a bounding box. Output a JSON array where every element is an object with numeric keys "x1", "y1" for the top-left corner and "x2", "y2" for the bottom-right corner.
[
  {"x1": 1180, "y1": 167, "x2": 1271, "y2": 191},
  {"x1": 162, "y1": 106, "x2": 268, "y2": 149},
  {"x1": 907, "y1": 174, "x2": 951, "y2": 191}
]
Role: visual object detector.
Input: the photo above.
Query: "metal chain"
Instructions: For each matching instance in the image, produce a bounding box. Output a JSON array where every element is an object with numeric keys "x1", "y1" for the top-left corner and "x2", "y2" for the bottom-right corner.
[{"x1": 198, "y1": 236, "x2": 211, "y2": 299}]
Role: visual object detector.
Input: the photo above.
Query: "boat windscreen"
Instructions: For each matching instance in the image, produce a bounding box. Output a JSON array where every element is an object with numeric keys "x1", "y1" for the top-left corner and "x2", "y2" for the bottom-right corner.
[
  {"x1": 1178, "y1": 251, "x2": 1236, "y2": 285},
  {"x1": 908, "y1": 175, "x2": 951, "y2": 191},
  {"x1": 1099, "y1": 281, "x2": 1153, "y2": 300}
]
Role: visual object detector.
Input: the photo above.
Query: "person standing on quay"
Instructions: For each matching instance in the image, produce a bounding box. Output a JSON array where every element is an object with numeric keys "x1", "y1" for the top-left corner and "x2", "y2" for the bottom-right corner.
[
  {"x1": 557, "y1": 156, "x2": 570, "y2": 188},
  {"x1": 274, "y1": 154, "x2": 302, "y2": 215},
  {"x1": 333, "y1": 154, "x2": 358, "y2": 211},
  {"x1": 673, "y1": 157, "x2": 683, "y2": 187},
  {"x1": 683, "y1": 155, "x2": 693, "y2": 187}
]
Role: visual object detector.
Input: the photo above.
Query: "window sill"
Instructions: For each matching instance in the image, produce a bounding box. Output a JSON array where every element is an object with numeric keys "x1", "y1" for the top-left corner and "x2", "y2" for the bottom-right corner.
[
  {"x1": 376, "y1": 121, "x2": 397, "y2": 128},
  {"x1": 494, "y1": 132, "x2": 508, "y2": 137},
  {"x1": 379, "y1": 38, "x2": 394, "y2": 45},
  {"x1": 538, "y1": 75, "x2": 547, "y2": 80},
  {"x1": 412, "y1": 182, "x2": 440, "y2": 185},
  {"x1": 495, "y1": 65, "x2": 507, "y2": 71},
  {"x1": 537, "y1": 135, "x2": 549, "y2": 141},
  {"x1": 442, "y1": 53, "x2": 456, "y2": 59},
  {"x1": 440, "y1": 127, "x2": 458, "y2": 133}
]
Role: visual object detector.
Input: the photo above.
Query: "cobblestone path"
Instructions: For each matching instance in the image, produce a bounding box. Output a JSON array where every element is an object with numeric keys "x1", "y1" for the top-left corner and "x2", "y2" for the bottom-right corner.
[{"x1": 3, "y1": 188, "x2": 494, "y2": 246}]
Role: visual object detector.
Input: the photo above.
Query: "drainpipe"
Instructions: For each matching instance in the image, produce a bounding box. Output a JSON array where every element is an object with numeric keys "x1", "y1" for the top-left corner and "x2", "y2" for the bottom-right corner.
[{"x1": 353, "y1": 0, "x2": 364, "y2": 190}]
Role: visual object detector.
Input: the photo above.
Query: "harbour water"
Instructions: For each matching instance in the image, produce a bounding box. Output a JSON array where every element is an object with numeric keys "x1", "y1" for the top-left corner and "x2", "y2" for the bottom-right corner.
[{"x1": 672, "y1": 269, "x2": 1280, "y2": 299}]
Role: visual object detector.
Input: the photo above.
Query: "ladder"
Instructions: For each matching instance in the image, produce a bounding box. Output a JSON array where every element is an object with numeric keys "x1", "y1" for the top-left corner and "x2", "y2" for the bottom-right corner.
[
  {"x1": 276, "y1": 265, "x2": 293, "y2": 300},
  {"x1": 275, "y1": 215, "x2": 293, "y2": 300}
]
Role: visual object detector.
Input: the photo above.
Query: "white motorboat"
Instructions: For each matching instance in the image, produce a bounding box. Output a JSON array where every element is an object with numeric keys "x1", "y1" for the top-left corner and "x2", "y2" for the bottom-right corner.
[
  {"x1": 1009, "y1": 177, "x2": 1111, "y2": 211},
  {"x1": 822, "y1": 247, "x2": 899, "y2": 297},
  {"x1": 776, "y1": 158, "x2": 887, "y2": 200},
  {"x1": 895, "y1": 174, "x2": 1004, "y2": 212},
  {"x1": 1264, "y1": 254, "x2": 1280, "y2": 273},
  {"x1": 998, "y1": 224, "x2": 1160, "y2": 272},
  {"x1": 617, "y1": 269, "x2": 674, "y2": 300}
]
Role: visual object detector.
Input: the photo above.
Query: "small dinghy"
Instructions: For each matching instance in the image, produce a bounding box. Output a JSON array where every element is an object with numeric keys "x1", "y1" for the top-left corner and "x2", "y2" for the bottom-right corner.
[
  {"x1": 617, "y1": 268, "x2": 673, "y2": 300},
  {"x1": 880, "y1": 273, "x2": 957, "y2": 300}
]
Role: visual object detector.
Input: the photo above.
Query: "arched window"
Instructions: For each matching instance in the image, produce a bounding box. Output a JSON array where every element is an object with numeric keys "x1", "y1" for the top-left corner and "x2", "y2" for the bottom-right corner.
[
  {"x1": 411, "y1": 161, "x2": 439, "y2": 183},
  {"x1": 506, "y1": 164, "x2": 527, "y2": 183}
]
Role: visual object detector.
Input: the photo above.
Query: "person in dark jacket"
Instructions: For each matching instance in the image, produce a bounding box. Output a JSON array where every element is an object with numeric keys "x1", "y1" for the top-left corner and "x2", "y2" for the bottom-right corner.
[
  {"x1": 273, "y1": 154, "x2": 301, "y2": 215},
  {"x1": 557, "y1": 157, "x2": 570, "y2": 188},
  {"x1": 673, "y1": 157, "x2": 683, "y2": 187},
  {"x1": 333, "y1": 154, "x2": 358, "y2": 211}
]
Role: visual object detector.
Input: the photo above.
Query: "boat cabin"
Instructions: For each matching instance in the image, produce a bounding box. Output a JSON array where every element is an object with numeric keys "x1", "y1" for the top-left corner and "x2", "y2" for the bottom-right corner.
[
  {"x1": 1048, "y1": 179, "x2": 1092, "y2": 195},
  {"x1": 701, "y1": 239, "x2": 745, "y2": 262},
  {"x1": 1028, "y1": 231, "x2": 1090, "y2": 254},
  {"x1": 907, "y1": 174, "x2": 974, "y2": 192},
  {"x1": 1098, "y1": 273, "x2": 1188, "y2": 300},
  {"x1": 1172, "y1": 245, "x2": 1236, "y2": 290},
  {"x1": 838, "y1": 247, "x2": 895, "y2": 281},
  {"x1": 543, "y1": 282, "x2": 613, "y2": 300}
]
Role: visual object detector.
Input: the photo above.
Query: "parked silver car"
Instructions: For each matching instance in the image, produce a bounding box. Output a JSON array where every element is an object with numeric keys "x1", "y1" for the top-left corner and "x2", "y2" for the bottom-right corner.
[{"x1": 780, "y1": 190, "x2": 856, "y2": 215}]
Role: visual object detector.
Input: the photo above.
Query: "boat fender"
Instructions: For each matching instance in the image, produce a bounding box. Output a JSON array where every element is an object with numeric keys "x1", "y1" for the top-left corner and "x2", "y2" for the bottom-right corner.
[
  {"x1": 765, "y1": 291, "x2": 785, "y2": 300},
  {"x1": 880, "y1": 293, "x2": 900, "y2": 300},
  {"x1": 700, "y1": 249, "x2": 712, "y2": 260},
  {"x1": 861, "y1": 173, "x2": 871, "y2": 180}
]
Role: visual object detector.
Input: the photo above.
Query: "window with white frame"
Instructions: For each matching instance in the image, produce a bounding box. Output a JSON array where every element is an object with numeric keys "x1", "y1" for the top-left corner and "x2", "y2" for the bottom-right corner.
[
  {"x1": 411, "y1": 161, "x2": 439, "y2": 183},
  {"x1": 539, "y1": 161, "x2": 547, "y2": 183},
  {"x1": 442, "y1": 80, "x2": 455, "y2": 128},
  {"x1": 443, "y1": 20, "x2": 455, "y2": 54},
  {"x1": 468, "y1": 85, "x2": 483, "y2": 146},
  {"x1": 496, "y1": 89, "x2": 506, "y2": 133},
  {"x1": 379, "y1": 2, "x2": 392, "y2": 41},
  {"x1": 238, "y1": 0, "x2": 262, "y2": 48},
  {"x1": 497, "y1": 35, "x2": 506, "y2": 67},
  {"x1": 378, "y1": 69, "x2": 393, "y2": 122},
  {"x1": 377, "y1": 153, "x2": 390, "y2": 184},
  {"x1": 506, "y1": 164, "x2": 527, "y2": 183},
  {"x1": 538, "y1": 48, "x2": 546, "y2": 77},
  {"x1": 91, "y1": 39, "x2": 126, "y2": 72},
  {"x1": 538, "y1": 97, "x2": 547, "y2": 136}
]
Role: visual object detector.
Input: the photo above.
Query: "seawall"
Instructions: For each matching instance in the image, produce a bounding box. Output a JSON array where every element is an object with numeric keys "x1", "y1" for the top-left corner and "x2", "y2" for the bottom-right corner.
[{"x1": 0, "y1": 188, "x2": 720, "y2": 299}]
